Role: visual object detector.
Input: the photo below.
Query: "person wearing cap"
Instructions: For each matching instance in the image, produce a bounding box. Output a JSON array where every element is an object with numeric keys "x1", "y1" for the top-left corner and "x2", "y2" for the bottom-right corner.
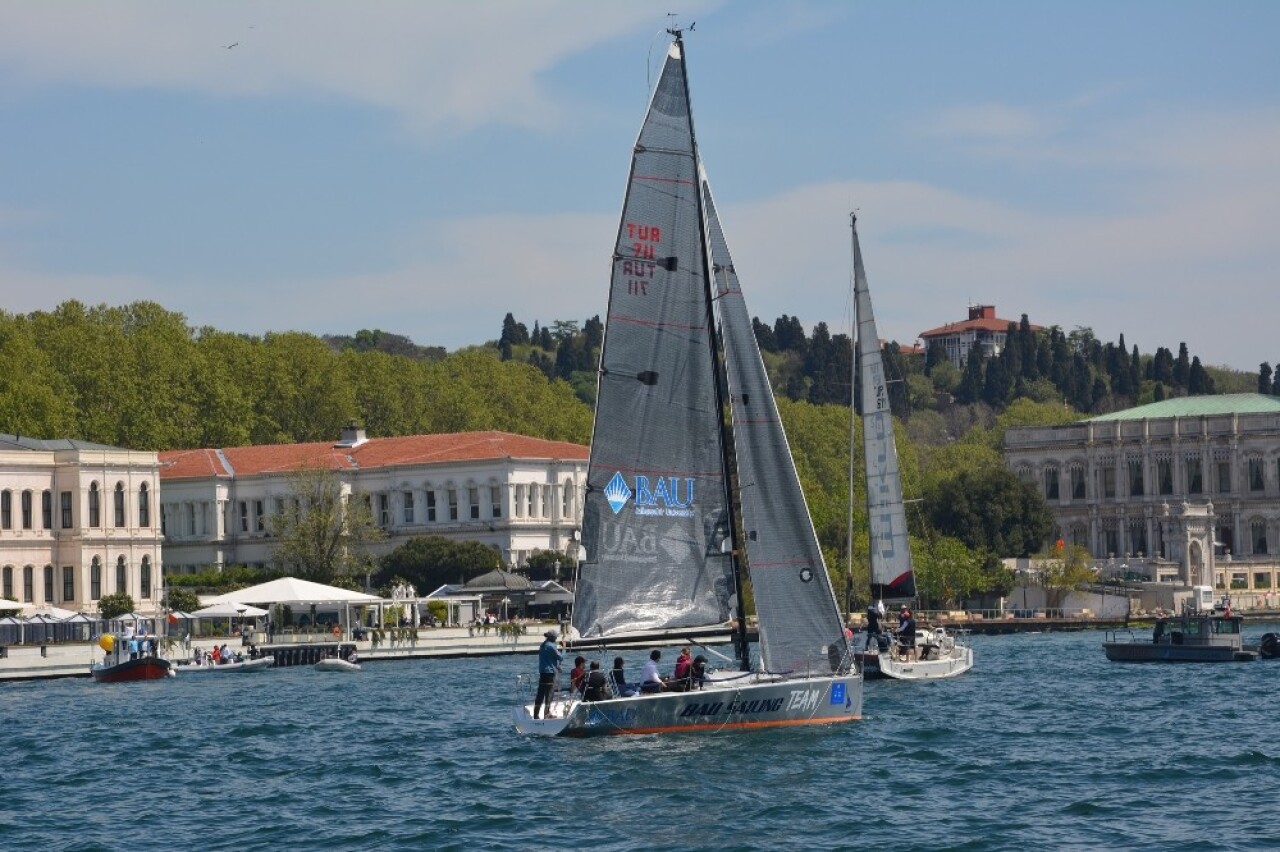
[
  {"x1": 690, "y1": 655, "x2": 708, "y2": 690},
  {"x1": 533, "y1": 629, "x2": 563, "y2": 719}
]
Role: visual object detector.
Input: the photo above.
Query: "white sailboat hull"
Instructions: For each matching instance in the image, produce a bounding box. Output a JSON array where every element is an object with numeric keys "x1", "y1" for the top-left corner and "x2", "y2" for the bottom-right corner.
[
  {"x1": 514, "y1": 673, "x2": 862, "y2": 737},
  {"x1": 855, "y1": 629, "x2": 974, "y2": 680}
]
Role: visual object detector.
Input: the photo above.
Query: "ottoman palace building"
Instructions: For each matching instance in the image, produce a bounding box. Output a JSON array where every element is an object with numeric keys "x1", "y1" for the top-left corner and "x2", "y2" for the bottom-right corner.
[{"x1": 1004, "y1": 394, "x2": 1280, "y2": 594}]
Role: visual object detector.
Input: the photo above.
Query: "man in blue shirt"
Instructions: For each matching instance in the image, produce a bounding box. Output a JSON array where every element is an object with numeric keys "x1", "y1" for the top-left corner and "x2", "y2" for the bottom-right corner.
[{"x1": 533, "y1": 629, "x2": 563, "y2": 719}]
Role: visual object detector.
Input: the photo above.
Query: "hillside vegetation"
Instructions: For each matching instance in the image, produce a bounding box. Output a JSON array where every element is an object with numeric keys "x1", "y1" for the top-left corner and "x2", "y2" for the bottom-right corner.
[{"x1": 2, "y1": 300, "x2": 1266, "y2": 609}]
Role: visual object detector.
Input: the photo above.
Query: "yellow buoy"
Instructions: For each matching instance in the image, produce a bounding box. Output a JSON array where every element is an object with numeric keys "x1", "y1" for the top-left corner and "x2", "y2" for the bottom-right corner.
[{"x1": 98, "y1": 634, "x2": 115, "y2": 652}]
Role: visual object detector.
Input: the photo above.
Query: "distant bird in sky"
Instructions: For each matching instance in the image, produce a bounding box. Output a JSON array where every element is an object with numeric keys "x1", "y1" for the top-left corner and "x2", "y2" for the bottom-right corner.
[{"x1": 224, "y1": 42, "x2": 238, "y2": 49}]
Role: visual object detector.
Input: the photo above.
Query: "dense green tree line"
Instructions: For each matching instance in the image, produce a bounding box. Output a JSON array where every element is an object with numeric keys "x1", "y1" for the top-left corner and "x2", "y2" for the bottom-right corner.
[{"x1": 0, "y1": 301, "x2": 593, "y2": 450}]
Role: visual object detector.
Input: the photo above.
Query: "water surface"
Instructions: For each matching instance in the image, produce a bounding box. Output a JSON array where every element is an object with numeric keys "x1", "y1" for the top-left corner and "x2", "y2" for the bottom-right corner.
[{"x1": 2, "y1": 626, "x2": 1278, "y2": 851}]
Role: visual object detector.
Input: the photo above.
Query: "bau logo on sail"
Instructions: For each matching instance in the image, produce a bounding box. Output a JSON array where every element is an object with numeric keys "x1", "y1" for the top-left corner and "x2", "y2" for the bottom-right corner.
[{"x1": 604, "y1": 472, "x2": 695, "y2": 518}]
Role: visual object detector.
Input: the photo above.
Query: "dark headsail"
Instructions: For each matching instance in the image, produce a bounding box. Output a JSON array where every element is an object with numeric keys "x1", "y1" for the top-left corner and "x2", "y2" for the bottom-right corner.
[{"x1": 706, "y1": 180, "x2": 851, "y2": 674}]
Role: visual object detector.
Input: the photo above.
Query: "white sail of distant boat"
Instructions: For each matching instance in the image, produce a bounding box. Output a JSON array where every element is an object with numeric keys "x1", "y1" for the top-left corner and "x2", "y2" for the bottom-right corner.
[
  {"x1": 848, "y1": 213, "x2": 973, "y2": 680},
  {"x1": 514, "y1": 28, "x2": 862, "y2": 736}
]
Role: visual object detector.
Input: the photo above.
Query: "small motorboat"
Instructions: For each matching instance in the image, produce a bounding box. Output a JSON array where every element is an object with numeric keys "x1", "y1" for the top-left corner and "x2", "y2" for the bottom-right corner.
[
  {"x1": 91, "y1": 633, "x2": 174, "y2": 683},
  {"x1": 315, "y1": 655, "x2": 361, "y2": 672},
  {"x1": 178, "y1": 656, "x2": 274, "y2": 673},
  {"x1": 1104, "y1": 613, "x2": 1257, "y2": 662}
]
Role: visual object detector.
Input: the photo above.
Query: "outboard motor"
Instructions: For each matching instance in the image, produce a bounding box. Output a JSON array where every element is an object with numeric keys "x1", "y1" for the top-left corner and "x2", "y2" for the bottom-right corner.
[{"x1": 1260, "y1": 632, "x2": 1279, "y2": 659}]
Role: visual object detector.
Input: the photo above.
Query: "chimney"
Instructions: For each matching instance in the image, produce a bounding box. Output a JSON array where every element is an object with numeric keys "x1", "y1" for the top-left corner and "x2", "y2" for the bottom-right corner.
[{"x1": 335, "y1": 422, "x2": 367, "y2": 449}]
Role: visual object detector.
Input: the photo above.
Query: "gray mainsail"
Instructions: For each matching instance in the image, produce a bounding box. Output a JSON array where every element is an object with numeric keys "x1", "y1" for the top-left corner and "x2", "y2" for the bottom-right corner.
[
  {"x1": 573, "y1": 39, "x2": 736, "y2": 639},
  {"x1": 853, "y1": 214, "x2": 917, "y2": 601},
  {"x1": 706, "y1": 179, "x2": 851, "y2": 674}
]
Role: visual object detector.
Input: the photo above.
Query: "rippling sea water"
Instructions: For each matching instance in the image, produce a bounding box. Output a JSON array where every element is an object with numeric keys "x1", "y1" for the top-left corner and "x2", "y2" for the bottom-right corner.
[{"x1": 2, "y1": 626, "x2": 1278, "y2": 851}]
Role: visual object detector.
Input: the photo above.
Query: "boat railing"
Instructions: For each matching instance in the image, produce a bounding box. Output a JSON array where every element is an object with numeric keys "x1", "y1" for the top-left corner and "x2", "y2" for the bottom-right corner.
[{"x1": 1104, "y1": 628, "x2": 1138, "y2": 644}]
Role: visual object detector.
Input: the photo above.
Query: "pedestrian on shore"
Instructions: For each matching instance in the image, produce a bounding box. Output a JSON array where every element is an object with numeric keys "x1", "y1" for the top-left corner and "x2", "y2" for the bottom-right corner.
[{"x1": 533, "y1": 629, "x2": 563, "y2": 719}]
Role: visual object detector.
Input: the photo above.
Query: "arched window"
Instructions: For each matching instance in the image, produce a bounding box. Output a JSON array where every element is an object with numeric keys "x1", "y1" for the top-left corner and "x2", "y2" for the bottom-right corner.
[
  {"x1": 21, "y1": 490, "x2": 33, "y2": 530},
  {"x1": 116, "y1": 556, "x2": 127, "y2": 595},
  {"x1": 89, "y1": 482, "x2": 101, "y2": 528},
  {"x1": 43, "y1": 565, "x2": 54, "y2": 602},
  {"x1": 114, "y1": 482, "x2": 126, "y2": 528},
  {"x1": 90, "y1": 557, "x2": 102, "y2": 600},
  {"x1": 42, "y1": 490, "x2": 52, "y2": 529},
  {"x1": 1044, "y1": 466, "x2": 1059, "y2": 501},
  {"x1": 141, "y1": 556, "x2": 152, "y2": 599},
  {"x1": 1252, "y1": 518, "x2": 1269, "y2": 556},
  {"x1": 139, "y1": 482, "x2": 150, "y2": 527},
  {"x1": 2, "y1": 565, "x2": 12, "y2": 600},
  {"x1": 0, "y1": 490, "x2": 10, "y2": 529},
  {"x1": 22, "y1": 565, "x2": 34, "y2": 602}
]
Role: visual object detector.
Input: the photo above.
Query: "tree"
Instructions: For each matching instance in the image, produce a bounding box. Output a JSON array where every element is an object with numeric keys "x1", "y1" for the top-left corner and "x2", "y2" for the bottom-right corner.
[
  {"x1": 98, "y1": 593, "x2": 136, "y2": 620},
  {"x1": 912, "y1": 535, "x2": 988, "y2": 608},
  {"x1": 268, "y1": 465, "x2": 385, "y2": 582},
  {"x1": 1259, "y1": 363, "x2": 1273, "y2": 395},
  {"x1": 1187, "y1": 356, "x2": 1214, "y2": 395},
  {"x1": 955, "y1": 340, "x2": 986, "y2": 404},
  {"x1": 925, "y1": 466, "x2": 1053, "y2": 557},
  {"x1": 1034, "y1": 544, "x2": 1097, "y2": 610},
  {"x1": 162, "y1": 587, "x2": 201, "y2": 614},
  {"x1": 1172, "y1": 342, "x2": 1190, "y2": 388},
  {"x1": 373, "y1": 535, "x2": 503, "y2": 593}
]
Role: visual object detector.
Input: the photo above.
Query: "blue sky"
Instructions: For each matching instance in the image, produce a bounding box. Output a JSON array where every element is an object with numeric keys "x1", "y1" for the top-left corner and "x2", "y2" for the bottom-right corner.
[{"x1": 2, "y1": 1, "x2": 1277, "y2": 371}]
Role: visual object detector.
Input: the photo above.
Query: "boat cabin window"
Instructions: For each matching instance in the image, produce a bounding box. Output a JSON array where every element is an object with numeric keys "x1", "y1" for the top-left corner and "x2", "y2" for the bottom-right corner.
[
  {"x1": 1180, "y1": 620, "x2": 1203, "y2": 638},
  {"x1": 1211, "y1": 618, "x2": 1239, "y2": 635}
]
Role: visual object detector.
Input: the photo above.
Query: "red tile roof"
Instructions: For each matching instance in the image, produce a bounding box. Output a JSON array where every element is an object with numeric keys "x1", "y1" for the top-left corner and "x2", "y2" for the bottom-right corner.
[
  {"x1": 919, "y1": 317, "x2": 1042, "y2": 338},
  {"x1": 159, "y1": 431, "x2": 589, "y2": 480}
]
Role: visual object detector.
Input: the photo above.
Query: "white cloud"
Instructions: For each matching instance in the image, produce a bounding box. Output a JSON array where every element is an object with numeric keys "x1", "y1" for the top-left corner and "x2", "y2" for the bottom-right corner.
[{"x1": 0, "y1": 2, "x2": 667, "y2": 139}]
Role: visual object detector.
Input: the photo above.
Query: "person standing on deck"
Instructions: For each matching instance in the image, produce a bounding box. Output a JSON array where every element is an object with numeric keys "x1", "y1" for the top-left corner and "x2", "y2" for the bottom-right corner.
[
  {"x1": 533, "y1": 629, "x2": 563, "y2": 719},
  {"x1": 864, "y1": 604, "x2": 883, "y2": 650}
]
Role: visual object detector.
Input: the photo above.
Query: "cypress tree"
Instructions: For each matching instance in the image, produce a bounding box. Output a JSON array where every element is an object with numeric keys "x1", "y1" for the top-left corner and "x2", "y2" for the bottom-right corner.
[{"x1": 1259, "y1": 362, "x2": 1273, "y2": 395}]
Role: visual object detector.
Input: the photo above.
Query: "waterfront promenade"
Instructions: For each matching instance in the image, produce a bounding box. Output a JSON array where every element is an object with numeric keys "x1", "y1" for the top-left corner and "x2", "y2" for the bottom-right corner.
[
  {"x1": 0, "y1": 625, "x2": 552, "y2": 681},
  {"x1": 7, "y1": 610, "x2": 1279, "y2": 681}
]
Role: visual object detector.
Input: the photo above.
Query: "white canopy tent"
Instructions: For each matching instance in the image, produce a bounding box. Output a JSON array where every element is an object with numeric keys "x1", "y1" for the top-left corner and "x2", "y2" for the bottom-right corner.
[
  {"x1": 27, "y1": 605, "x2": 77, "y2": 620},
  {"x1": 191, "y1": 602, "x2": 270, "y2": 618},
  {"x1": 201, "y1": 577, "x2": 385, "y2": 638},
  {"x1": 201, "y1": 577, "x2": 380, "y2": 607}
]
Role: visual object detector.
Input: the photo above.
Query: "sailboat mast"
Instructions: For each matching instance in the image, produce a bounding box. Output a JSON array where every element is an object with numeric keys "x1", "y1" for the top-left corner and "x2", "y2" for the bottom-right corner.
[
  {"x1": 847, "y1": 214, "x2": 859, "y2": 615},
  {"x1": 674, "y1": 28, "x2": 752, "y2": 671}
]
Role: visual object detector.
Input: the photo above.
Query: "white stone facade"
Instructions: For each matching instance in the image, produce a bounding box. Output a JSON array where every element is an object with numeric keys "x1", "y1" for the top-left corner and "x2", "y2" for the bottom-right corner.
[
  {"x1": 1005, "y1": 409, "x2": 1280, "y2": 592},
  {"x1": 159, "y1": 431, "x2": 588, "y2": 575},
  {"x1": 0, "y1": 437, "x2": 163, "y2": 614}
]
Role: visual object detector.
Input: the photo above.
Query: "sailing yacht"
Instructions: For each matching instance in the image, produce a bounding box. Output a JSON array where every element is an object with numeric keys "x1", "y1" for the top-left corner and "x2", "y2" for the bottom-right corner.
[
  {"x1": 513, "y1": 29, "x2": 862, "y2": 737},
  {"x1": 847, "y1": 214, "x2": 974, "y2": 680}
]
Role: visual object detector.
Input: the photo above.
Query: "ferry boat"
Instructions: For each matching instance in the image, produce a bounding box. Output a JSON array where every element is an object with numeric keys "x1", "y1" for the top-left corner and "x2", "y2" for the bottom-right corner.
[{"x1": 1103, "y1": 613, "x2": 1257, "y2": 662}]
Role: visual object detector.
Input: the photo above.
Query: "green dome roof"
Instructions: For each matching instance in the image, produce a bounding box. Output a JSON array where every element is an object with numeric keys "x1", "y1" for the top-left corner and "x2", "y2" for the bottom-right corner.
[{"x1": 1087, "y1": 393, "x2": 1280, "y2": 422}]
